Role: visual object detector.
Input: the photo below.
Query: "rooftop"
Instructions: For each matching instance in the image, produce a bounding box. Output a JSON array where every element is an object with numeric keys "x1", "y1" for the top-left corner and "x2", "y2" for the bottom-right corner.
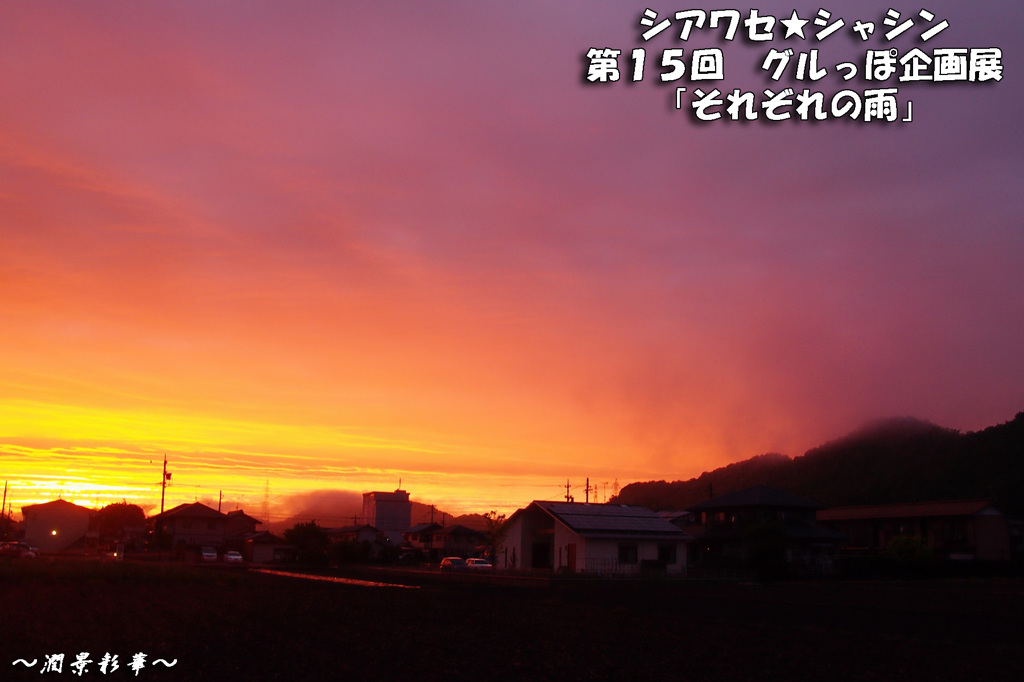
[
  {"x1": 527, "y1": 501, "x2": 689, "y2": 540},
  {"x1": 818, "y1": 499, "x2": 998, "y2": 521},
  {"x1": 150, "y1": 502, "x2": 224, "y2": 521},
  {"x1": 688, "y1": 486, "x2": 821, "y2": 512}
]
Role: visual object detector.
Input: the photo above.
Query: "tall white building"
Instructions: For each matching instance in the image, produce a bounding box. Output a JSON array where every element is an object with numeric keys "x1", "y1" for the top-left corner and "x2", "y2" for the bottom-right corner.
[{"x1": 362, "y1": 489, "x2": 411, "y2": 544}]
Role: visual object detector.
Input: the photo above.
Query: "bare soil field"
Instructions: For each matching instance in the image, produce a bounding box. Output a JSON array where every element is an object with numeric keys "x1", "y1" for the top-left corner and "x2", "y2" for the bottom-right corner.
[{"x1": 3, "y1": 560, "x2": 1023, "y2": 681}]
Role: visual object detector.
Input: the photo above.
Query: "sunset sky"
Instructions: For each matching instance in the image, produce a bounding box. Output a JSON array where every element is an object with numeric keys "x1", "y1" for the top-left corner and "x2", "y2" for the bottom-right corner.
[{"x1": 1, "y1": 1, "x2": 1021, "y2": 519}]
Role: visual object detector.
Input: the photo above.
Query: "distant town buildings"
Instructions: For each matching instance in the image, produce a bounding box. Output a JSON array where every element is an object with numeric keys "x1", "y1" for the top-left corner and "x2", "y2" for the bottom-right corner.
[{"x1": 6, "y1": 483, "x2": 1020, "y2": 576}]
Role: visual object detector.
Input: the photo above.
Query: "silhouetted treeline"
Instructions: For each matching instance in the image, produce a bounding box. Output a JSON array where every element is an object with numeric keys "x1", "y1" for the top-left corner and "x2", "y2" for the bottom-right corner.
[{"x1": 613, "y1": 412, "x2": 1024, "y2": 516}]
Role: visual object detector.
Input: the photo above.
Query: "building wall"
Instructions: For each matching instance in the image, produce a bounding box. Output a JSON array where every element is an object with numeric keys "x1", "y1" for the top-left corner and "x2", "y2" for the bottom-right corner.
[
  {"x1": 824, "y1": 509, "x2": 1011, "y2": 561},
  {"x1": 167, "y1": 517, "x2": 225, "y2": 547},
  {"x1": 573, "y1": 537, "x2": 687, "y2": 575},
  {"x1": 975, "y1": 511, "x2": 1011, "y2": 561},
  {"x1": 541, "y1": 517, "x2": 688, "y2": 574},
  {"x1": 248, "y1": 542, "x2": 293, "y2": 564},
  {"x1": 362, "y1": 491, "x2": 411, "y2": 543},
  {"x1": 496, "y1": 518, "x2": 524, "y2": 569},
  {"x1": 497, "y1": 506, "x2": 688, "y2": 575},
  {"x1": 496, "y1": 512, "x2": 548, "y2": 569},
  {"x1": 23, "y1": 502, "x2": 93, "y2": 553}
]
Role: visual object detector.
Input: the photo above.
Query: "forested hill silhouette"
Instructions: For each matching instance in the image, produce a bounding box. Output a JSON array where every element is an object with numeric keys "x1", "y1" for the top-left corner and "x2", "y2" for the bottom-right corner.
[{"x1": 611, "y1": 412, "x2": 1024, "y2": 516}]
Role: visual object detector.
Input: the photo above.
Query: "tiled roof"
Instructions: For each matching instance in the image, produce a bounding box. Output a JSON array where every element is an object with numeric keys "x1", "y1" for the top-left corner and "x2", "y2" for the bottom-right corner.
[
  {"x1": 151, "y1": 502, "x2": 224, "y2": 520},
  {"x1": 696, "y1": 520, "x2": 846, "y2": 543},
  {"x1": 225, "y1": 510, "x2": 262, "y2": 523},
  {"x1": 247, "y1": 532, "x2": 289, "y2": 545},
  {"x1": 688, "y1": 486, "x2": 821, "y2": 511},
  {"x1": 22, "y1": 499, "x2": 94, "y2": 515},
  {"x1": 533, "y1": 501, "x2": 689, "y2": 539},
  {"x1": 818, "y1": 500, "x2": 996, "y2": 521},
  {"x1": 430, "y1": 524, "x2": 483, "y2": 537},
  {"x1": 326, "y1": 524, "x2": 377, "y2": 534},
  {"x1": 406, "y1": 523, "x2": 440, "y2": 534}
]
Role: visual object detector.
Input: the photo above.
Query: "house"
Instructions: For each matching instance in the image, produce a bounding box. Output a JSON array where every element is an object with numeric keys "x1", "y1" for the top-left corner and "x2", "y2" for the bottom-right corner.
[
  {"x1": 658, "y1": 510, "x2": 695, "y2": 529},
  {"x1": 324, "y1": 524, "x2": 387, "y2": 561},
  {"x1": 401, "y1": 522, "x2": 442, "y2": 561},
  {"x1": 496, "y1": 501, "x2": 690, "y2": 575},
  {"x1": 225, "y1": 510, "x2": 262, "y2": 536},
  {"x1": 402, "y1": 522, "x2": 442, "y2": 557},
  {"x1": 325, "y1": 524, "x2": 384, "y2": 546},
  {"x1": 223, "y1": 510, "x2": 262, "y2": 551},
  {"x1": 687, "y1": 485, "x2": 844, "y2": 574},
  {"x1": 244, "y1": 532, "x2": 297, "y2": 564},
  {"x1": 149, "y1": 502, "x2": 227, "y2": 555},
  {"x1": 429, "y1": 524, "x2": 485, "y2": 561},
  {"x1": 817, "y1": 499, "x2": 1012, "y2": 561},
  {"x1": 21, "y1": 499, "x2": 95, "y2": 553},
  {"x1": 362, "y1": 490, "x2": 411, "y2": 545}
]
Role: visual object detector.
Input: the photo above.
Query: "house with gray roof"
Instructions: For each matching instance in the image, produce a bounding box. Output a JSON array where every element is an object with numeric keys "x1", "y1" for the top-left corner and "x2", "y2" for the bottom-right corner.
[
  {"x1": 149, "y1": 502, "x2": 228, "y2": 556},
  {"x1": 687, "y1": 485, "x2": 844, "y2": 575},
  {"x1": 496, "y1": 501, "x2": 690, "y2": 576}
]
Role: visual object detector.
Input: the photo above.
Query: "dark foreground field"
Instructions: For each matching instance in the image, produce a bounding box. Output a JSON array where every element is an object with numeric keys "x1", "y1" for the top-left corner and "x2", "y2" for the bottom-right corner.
[{"x1": 3, "y1": 561, "x2": 1023, "y2": 681}]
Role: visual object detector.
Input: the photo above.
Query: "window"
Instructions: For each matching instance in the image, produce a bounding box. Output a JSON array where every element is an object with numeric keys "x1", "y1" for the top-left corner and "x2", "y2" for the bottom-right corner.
[{"x1": 618, "y1": 542, "x2": 638, "y2": 564}]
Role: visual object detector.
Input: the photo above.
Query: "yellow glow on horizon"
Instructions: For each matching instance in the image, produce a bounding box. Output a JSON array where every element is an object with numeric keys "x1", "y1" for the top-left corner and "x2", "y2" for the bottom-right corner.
[
  {"x1": 0, "y1": 398, "x2": 443, "y2": 457},
  {"x1": 1, "y1": 432, "x2": 626, "y2": 521},
  {"x1": 0, "y1": 396, "x2": 660, "y2": 520}
]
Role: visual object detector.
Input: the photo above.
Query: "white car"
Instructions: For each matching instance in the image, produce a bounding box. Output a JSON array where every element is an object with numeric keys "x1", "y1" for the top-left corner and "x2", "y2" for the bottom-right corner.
[
  {"x1": 201, "y1": 547, "x2": 218, "y2": 562},
  {"x1": 466, "y1": 558, "x2": 493, "y2": 570},
  {"x1": 223, "y1": 550, "x2": 244, "y2": 564}
]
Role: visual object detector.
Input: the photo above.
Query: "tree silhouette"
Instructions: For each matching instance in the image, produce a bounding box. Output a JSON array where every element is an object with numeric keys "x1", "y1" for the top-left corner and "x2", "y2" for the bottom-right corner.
[{"x1": 284, "y1": 520, "x2": 329, "y2": 565}]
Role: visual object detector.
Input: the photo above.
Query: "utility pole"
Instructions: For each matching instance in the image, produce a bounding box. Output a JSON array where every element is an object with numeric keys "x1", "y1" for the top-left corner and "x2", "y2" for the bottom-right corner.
[
  {"x1": 260, "y1": 480, "x2": 271, "y2": 524},
  {"x1": 1, "y1": 481, "x2": 7, "y2": 537},
  {"x1": 160, "y1": 455, "x2": 172, "y2": 514},
  {"x1": 218, "y1": 490, "x2": 223, "y2": 513},
  {"x1": 585, "y1": 478, "x2": 594, "y2": 504},
  {"x1": 564, "y1": 479, "x2": 574, "y2": 503}
]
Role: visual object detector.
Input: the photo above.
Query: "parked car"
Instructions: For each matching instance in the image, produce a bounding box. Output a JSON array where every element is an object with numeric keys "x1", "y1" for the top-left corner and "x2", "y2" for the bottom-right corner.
[
  {"x1": 201, "y1": 547, "x2": 218, "y2": 562},
  {"x1": 466, "y1": 558, "x2": 493, "y2": 570},
  {"x1": 223, "y1": 550, "x2": 244, "y2": 564},
  {"x1": 439, "y1": 556, "x2": 468, "y2": 572},
  {"x1": 0, "y1": 542, "x2": 37, "y2": 559}
]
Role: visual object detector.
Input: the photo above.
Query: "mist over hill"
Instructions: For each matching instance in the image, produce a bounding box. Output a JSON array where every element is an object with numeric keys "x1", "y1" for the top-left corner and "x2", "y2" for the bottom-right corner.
[
  {"x1": 266, "y1": 498, "x2": 485, "y2": 536},
  {"x1": 611, "y1": 412, "x2": 1024, "y2": 516}
]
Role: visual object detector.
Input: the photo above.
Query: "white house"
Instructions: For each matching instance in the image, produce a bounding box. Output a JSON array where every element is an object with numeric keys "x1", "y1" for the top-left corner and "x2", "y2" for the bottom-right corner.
[{"x1": 496, "y1": 501, "x2": 690, "y2": 575}]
